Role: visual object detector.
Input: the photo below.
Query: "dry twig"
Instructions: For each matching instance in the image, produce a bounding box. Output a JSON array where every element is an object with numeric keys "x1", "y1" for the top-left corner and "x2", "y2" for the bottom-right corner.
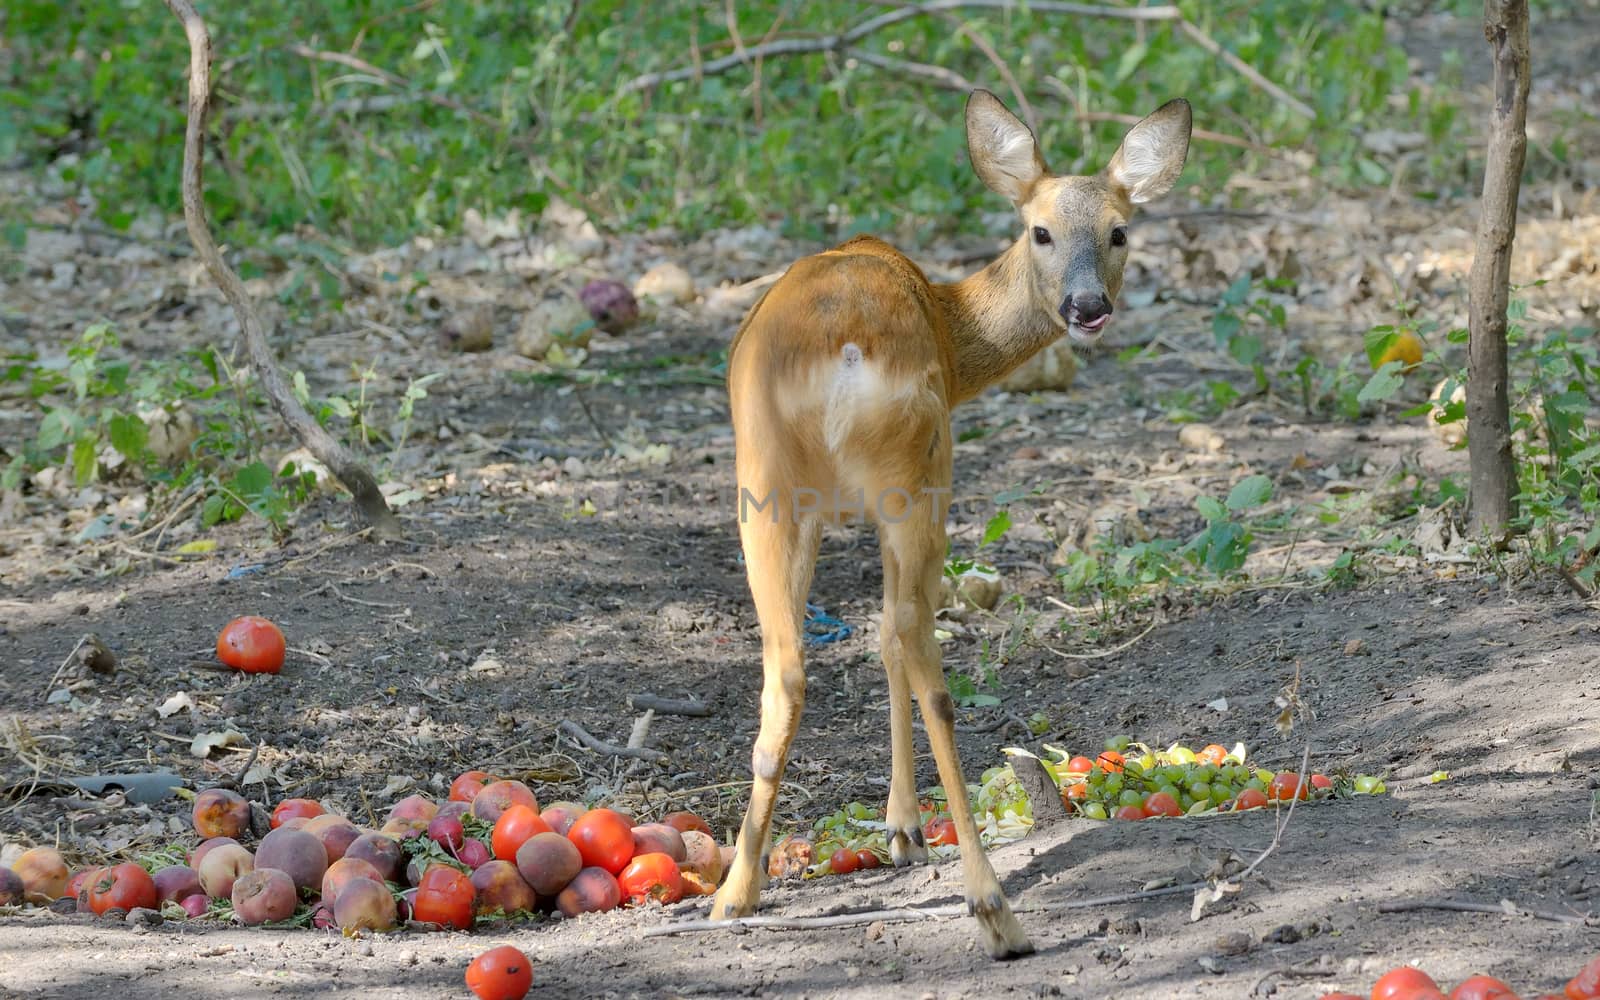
[
  {"x1": 1377, "y1": 897, "x2": 1593, "y2": 926},
  {"x1": 559, "y1": 721, "x2": 667, "y2": 763},
  {"x1": 163, "y1": 0, "x2": 401, "y2": 538}
]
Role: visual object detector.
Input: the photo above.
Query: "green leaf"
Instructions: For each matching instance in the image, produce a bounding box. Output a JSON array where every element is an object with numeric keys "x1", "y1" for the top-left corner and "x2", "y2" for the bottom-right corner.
[
  {"x1": 1112, "y1": 41, "x2": 1149, "y2": 83},
  {"x1": 1358, "y1": 361, "x2": 1406, "y2": 403},
  {"x1": 107, "y1": 411, "x2": 148, "y2": 460},
  {"x1": 1196, "y1": 495, "x2": 1227, "y2": 522},
  {"x1": 37, "y1": 408, "x2": 73, "y2": 451},
  {"x1": 981, "y1": 510, "x2": 1012, "y2": 547},
  {"x1": 1226, "y1": 474, "x2": 1273, "y2": 512},
  {"x1": 230, "y1": 461, "x2": 273, "y2": 497},
  {"x1": 71, "y1": 437, "x2": 97, "y2": 485},
  {"x1": 1363, "y1": 326, "x2": 1398, "y2": 368}
]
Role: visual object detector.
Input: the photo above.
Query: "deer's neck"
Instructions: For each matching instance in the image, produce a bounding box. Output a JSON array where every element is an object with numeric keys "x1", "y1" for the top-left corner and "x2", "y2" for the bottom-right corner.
[{"x1": 934, "y1": 239, "x2": 1062, "y2": 405}]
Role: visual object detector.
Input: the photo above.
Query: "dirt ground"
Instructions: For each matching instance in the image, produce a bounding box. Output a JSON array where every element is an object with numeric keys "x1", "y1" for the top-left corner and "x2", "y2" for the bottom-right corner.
[{"x1": 5, "y1": 7, "x2": 1600, "y2": 998}]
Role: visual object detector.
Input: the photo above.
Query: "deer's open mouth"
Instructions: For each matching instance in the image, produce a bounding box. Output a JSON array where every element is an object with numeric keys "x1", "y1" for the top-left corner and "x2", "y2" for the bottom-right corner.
[{"x1": 1067, "y1": 312, "x2": 1110, "y2": 341}]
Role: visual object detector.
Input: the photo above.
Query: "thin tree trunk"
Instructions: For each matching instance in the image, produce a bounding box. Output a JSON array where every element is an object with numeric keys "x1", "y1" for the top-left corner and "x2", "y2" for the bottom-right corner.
[
  {"x1": 164, "y1": 0, "x2": 402, "y2": 540},
  {"x1": 1466, "y1": 0, "x2": 1529, "y2": 536}
]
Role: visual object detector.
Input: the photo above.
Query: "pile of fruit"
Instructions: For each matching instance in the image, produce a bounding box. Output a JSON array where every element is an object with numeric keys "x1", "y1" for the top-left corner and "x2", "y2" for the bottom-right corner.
[
  {"x1": 1321, "y1": 956, "x2": 1600, "y2": 999},
  {"x1": 0, "y1": 771, "x2": 730, "y2": 935}
]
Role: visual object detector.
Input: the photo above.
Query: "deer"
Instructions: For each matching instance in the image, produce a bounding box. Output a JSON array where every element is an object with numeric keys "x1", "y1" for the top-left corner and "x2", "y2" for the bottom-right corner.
[{"x1": 712, "y1": 90, "x2": 1192, "y2": 958}]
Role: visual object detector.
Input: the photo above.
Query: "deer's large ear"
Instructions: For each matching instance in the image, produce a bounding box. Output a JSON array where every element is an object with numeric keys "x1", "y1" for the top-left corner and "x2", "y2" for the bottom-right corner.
[
  {"x1": 1106, "y1": 99, "x2": 1191, "y2": 204},
  {"x1": 965, "y1": 90, "x2": 1047, "y2": 204}
]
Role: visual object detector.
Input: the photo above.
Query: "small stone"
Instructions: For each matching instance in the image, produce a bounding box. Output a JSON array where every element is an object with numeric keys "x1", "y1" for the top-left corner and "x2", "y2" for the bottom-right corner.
[
  {"x1": 1178, "y1": 423, "x2": 1225, "y2": 453},
  {"x1": 1196, "y1": 955, "x2": 1224, "y2": 975},
  {"x1": 633, "y1": 262, "x2": 695, "y2": 305},
  {"x1": 49, "y1": 897, "x2": 77, "y2": 915},
  {"x1": 1264, "y1": 923, "x2": 1301, "y2": 944},
  {"x1": 865, "y1": 920, "x2": 886, "y2": 942},
  {"x1": 438, "y1": 305, "x2": 494, "y2": 353},
  {"x1": 126, "y1": 907, "x2": 163, "y2": 930},
  {"x1": 1214, "y1": 930, "x2": 1252, "y2": 955},
  {"x1": 397, "y1": 950, "x2": 418, "y2": 966},
  {"x1": 1343, "y1": 638, "x2": 1367, "y2": 656}
]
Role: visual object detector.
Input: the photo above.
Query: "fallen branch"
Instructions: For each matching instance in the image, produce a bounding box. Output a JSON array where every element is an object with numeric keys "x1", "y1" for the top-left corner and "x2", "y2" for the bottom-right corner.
[
  {"x1": 620, "y1": 0, "x2": 1313, "y2": 122},
  {"x1": 1377, "y1": 897, "x2": 1594, "y2": 927},
  {"x1": 163, "y1": 0, "x2": 401, "y2": 539},
  {"x1": 629, "y1": 694, "x2": 712, "y2": 717},
  {"x1": 1037, "y1": 620, "x2": 1157, "y2": 661},
  {"x1": 558, "y1": 721, "x2": 667, "y2": 763}
]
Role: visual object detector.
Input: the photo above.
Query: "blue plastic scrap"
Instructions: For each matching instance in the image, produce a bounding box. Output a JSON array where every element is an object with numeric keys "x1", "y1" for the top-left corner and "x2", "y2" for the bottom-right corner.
[{"x1": 804, "y1": 602, "x2": 853, "y2": 645}]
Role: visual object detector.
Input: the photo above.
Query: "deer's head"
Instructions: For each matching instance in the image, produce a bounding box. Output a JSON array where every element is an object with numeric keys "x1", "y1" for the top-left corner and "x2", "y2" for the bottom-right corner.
[{"x1": 965, "y1": 90, "x2": 1191, "y2": 343}]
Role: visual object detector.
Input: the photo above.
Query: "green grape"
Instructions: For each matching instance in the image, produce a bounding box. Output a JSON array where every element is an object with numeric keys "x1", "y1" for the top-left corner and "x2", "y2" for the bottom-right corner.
[
  {"x1": 1087, "y1": 768, "x2": 1106, "y2": 786},
  {"x1": 1188, "y1": 780, "x2": 1212, "y2": 801},
  {"x1": 1082, "y1": 802, "x2": 1108, "y2": 820},
  {"x1": 1118, "y1": 789, "x2": 1143, "y2": 808},
  {"x1": 1156, "y1": 783, "x2": 1179, "y2": 802},
  {"x1": 1162, "y1": 766, "x2": 1186, "y2": 785},
  {"x1": 1194, "y1": 765, "x2": 1217, "y2": 783},
  {"x1": 1179, "y1": 793, "x2": 1195, "y2": 810},
  {"x1": 1209, "y1": 784, "x2": 1232, "y2": 805},
  {"x1": 1244, "y1": 777, "x2": 1266, "y2": 794},
  {"x1": 1122, "y1": 759, "x2": 1145, "y2": 779},
  {"x1": 1104, "y1": 774, "x2": 1124, "y2": 795}
]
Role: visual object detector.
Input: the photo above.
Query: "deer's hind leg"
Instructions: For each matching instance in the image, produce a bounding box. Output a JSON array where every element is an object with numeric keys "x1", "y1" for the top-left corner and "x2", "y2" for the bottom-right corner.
[{"x1": 710, "y1": 495, "x2": 822, "y2": 921}]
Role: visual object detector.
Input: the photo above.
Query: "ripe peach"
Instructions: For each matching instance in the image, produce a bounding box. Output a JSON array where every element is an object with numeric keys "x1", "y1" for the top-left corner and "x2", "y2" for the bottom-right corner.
[
  {"x1": 387, "y1": 794, "x2": 438, "y2": 824},
  {"x1": 322, "y1": 857, "x2": 385, "y2": 904},
  {"x1": 515, "y1": 832, "x2": 582, "y2": 897},
  {"x1": 179, "y1": 893, "x2": 210, "y2": 918},
  {"x1": 13, "y1": 847, "x2": 70, "y2": 903},
  {"x1": 270, "y1": 798, "x2": 324, "y2": 828},
  {"x1": 662, "y1": 811, "x2": 713, "y2": 837},
  {"x1": 380, "y1": 817, "x2": 429, "y2": 840},
  {"x1": 333, "y1": 876, "x2": 397, "y2": 932},
  {"x1": 189, "y1": 836, "x2": 239, "y2": 870},
  {"x1": 192, "y1": 788, "x2": 252, "y2": 840},
  {"x1": 470, "y1": 781, "x2": 539, "y2": 824},
  {"x1": 470, "y1": 860, "x2": 538, "y2": 916},
  {"x1": 631, "y1": 824, "x2": 686, "y2": 862},
  {"x1": 197, "y1": 843, "x2": 254, "y2": 898},
  {"x1": 538, "y1": 801, "x2": 585, "y2": 837},
  {"x1": 679, "y1": 831, "x2": 723, "y2": 886},
  {"x1": 436, "y1": 800, "x2": 471, "y2": 823},
  {"x1": 153, "y1": 865, "x2": 204, "y2": 904},
  {"x1": 449, "y1": 770, "x2": 497, "y2": 803},
  {"x1": 231, "y1": 868, "x2": 296, "y2": 925},
  {"x1": 345, "y1": 833, "x2": 403, "y2": 883},
  {"x1": 556, "y1": 866, "x2": 621, "y2": 917},
  {"x1": 0, "y1": 867, "x2": 25, "y2": 906},
  {"x1": 303, "y1": 815, "x2": 361, "y2": 863},
  {"x1": 254, "y1": 827, "x2": 328, "y2": 894}
]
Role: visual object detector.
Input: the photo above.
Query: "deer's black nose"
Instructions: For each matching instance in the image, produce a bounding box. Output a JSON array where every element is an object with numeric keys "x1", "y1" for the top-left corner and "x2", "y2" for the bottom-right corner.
[{"x1": 1060, "y1": 291, "x2": 1112, "y2": 324}]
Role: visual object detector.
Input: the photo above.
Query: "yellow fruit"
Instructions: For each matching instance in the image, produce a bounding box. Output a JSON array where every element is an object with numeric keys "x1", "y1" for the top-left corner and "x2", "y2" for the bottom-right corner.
[{"x1": 1376, "y1": 331, "x2": 1424, "y2": 372}]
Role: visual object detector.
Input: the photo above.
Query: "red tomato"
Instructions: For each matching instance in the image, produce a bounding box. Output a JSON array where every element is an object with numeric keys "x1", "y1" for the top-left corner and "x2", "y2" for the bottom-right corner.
[
  {"x1": 412, "y1": 865, "x2": 476, "y2": 930},
  {"x1": 1065, "y1": 756, "x2": 1095, "y2": 773},
  {"x1": 1112, "y1": 804, "x2": 1147, "y2": 821},
  {"x1": 449, "y1": 771, "x2": 497, "y2": 804},
  {"x1": 491, "y1": 805, "x2": 552, "y2": 862},
  {"x1": 567, "y1": 809, "x2": 636, "y2": 875},
  {"x1": 1096, "y1": 750, "x2": 1125, "y2": 773},
  {"x1": 922, "y1": 818, "x2": 958, "y2": 847},
  {"x1": 465, "y1": 944, "x2": 533, "y2": 1000},
  {"x1": 1234, "y1": 788, "x2": 1268, "y2": 811},
  {"x1": 828, "y1": 848, "x2": 858, "y2": 875},
  {"x1": 1449, "y1": 974, "x2": 1519, "y2": 1000},
  {"x1": 1143, "y1": 792, "x2": 1182, "y2": 818},
  {"x1": 1197, "y1": 744, "x2": 1229, "y2": 766},
  {"x1": 1568, "y1": 954, "x2": 1600, "y2": 999},
  {"x1": 215, "y1": 616, "x2": 286, "y2": 673},
  {"x1": 855, "y1": 849, "x2": 881, "y2": 870},
  {"x1": 617, "y1": 852, "x2": 684, "y2": 905},
  {"x1": 1063, "y1": 783, "x2": 1089, "y2": 802},
  {"x1": 1373, "y1": 967, "x2": 1443, "y2": 1000},
  {"x1": 1268, "y1": 772, "x2": 1308, "y2": 801},
  {"x1": 271, "y1": 798, "x2": 323, "y2": 828},
  {"x1": 1310, "y1": 773, "x2": 1334, "y2": 791},
  {"x1": 87, "y1": 862, "x2": 159, "y2": 916}
]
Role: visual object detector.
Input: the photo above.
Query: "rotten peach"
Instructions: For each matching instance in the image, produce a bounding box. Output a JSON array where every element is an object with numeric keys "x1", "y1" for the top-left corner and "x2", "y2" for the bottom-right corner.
[
  {"x1": 345, "y1": 833, "x2": 404, "y2": 883},
  {"x1": 555, "y1": 866, "x2": 621, "y2": 918},
  {"x1": 13, "y1": 847, "x2": 70, "y2": 904},
  {"x1": 303, "y1": 815, "x2": 361, "y2": 863},
  {"x1": 333, "y1": 876, "x2": 397, "y2": 932},
  {"x1": 470, "y1": 780, "x2": 539, "y2": 824},
  {"x1": 470, "y1": 860, "x2": 538, "y2": 917},
  {"x1": 153, "y1": 865, "x2": 204, "y2": 904},
  {"x1": 515, "y1": 832, "x2": 582, "y2": 897},
  {"x1": 192, "y1": 788, "x2": 252, "y2": 840},
  {"x1": 538, "y1": 802, "x2": 584, "y2": 837},
  {"x1": 631, "y1": 823, "x2": 686, "y2": 863},
  {"x1": 231, "y1": 868, "x2": 297, "y2": 925},
  {"x1": 322, "y1": 857, "x2": 385, "y2": 905},
  {"x1": 197, "y1": 843, "x2": 254, "y2": 898}
]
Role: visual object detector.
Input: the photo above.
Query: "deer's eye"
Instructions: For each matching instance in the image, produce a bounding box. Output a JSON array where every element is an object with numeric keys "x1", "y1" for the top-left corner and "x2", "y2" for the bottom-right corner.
[
  {"x1": 1032, "y1": 226, "x2": 1052, "y2": 246},
  {"x1": 1110, "y1": 226, "x2": 1128, "y2": 247}
]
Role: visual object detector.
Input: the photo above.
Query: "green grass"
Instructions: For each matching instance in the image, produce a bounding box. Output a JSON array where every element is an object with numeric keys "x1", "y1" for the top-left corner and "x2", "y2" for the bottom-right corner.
[{"x1": 2, "y1": 0, "x2": 1468, "y2": 248}]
